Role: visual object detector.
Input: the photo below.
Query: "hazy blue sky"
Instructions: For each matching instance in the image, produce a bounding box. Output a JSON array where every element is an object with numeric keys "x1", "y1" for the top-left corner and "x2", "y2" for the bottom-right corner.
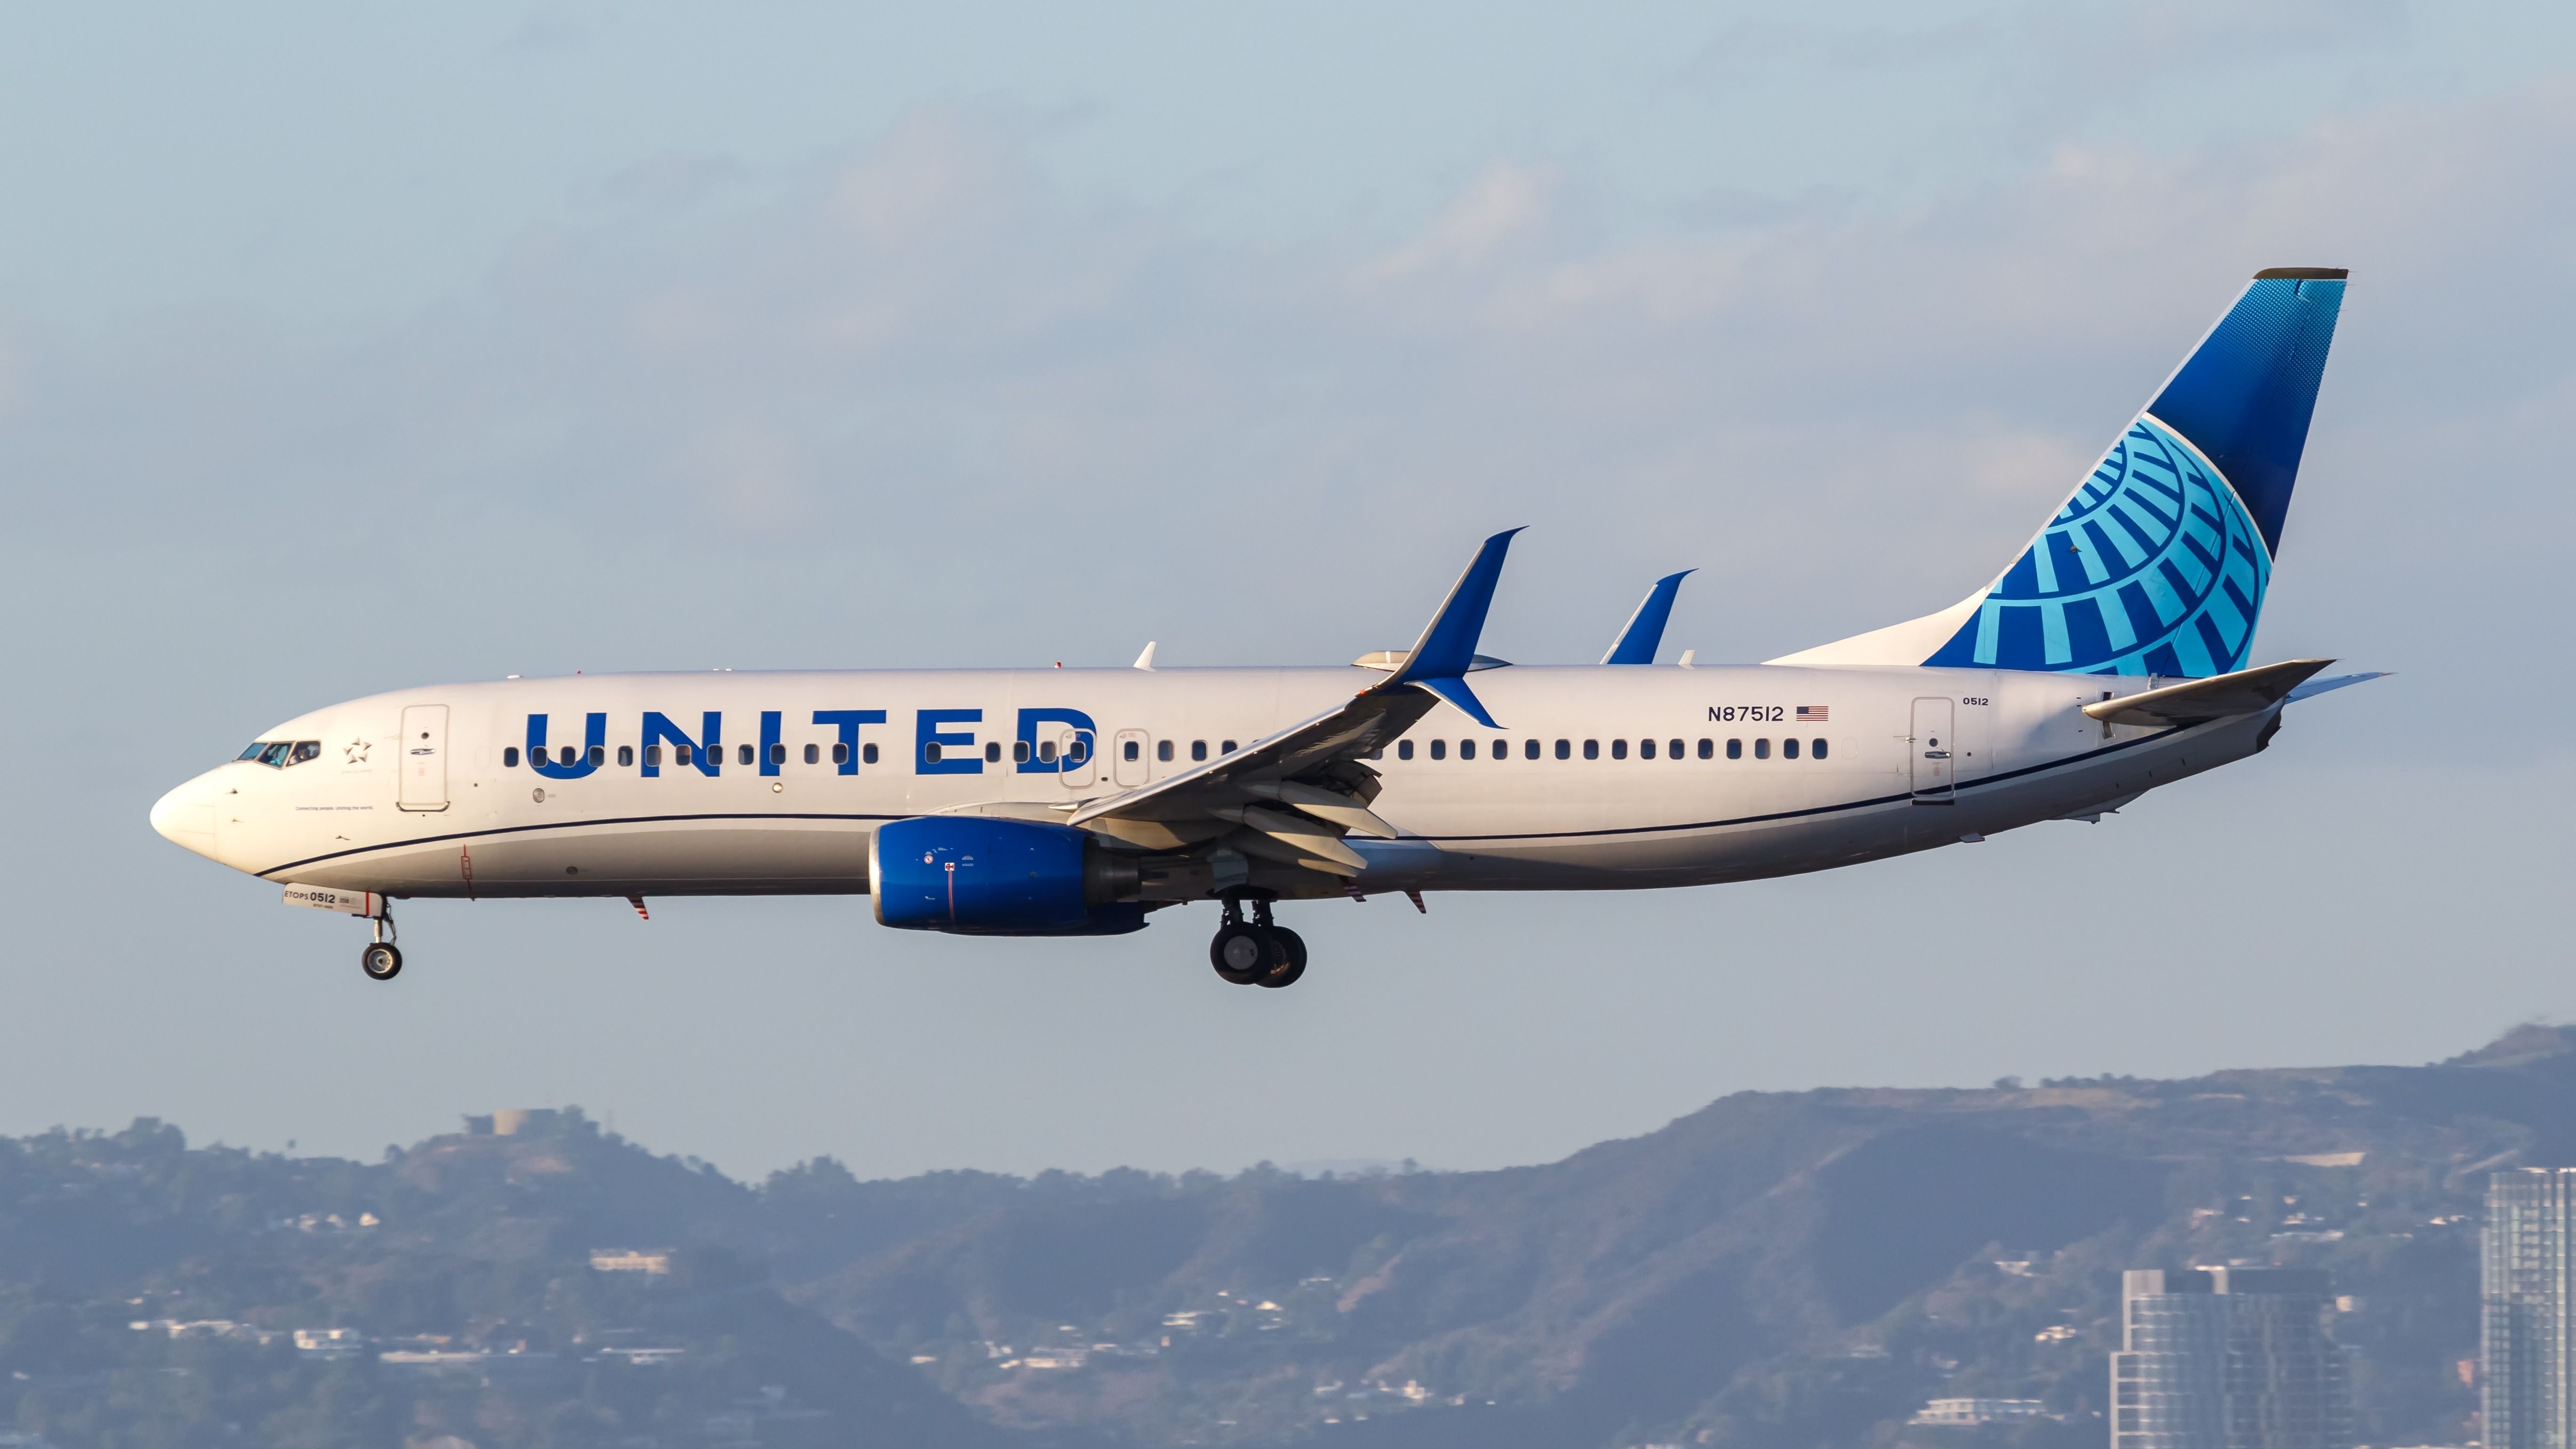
[{"x1": 3, "y1": 2, "x2": 2571, "y2": 1180}]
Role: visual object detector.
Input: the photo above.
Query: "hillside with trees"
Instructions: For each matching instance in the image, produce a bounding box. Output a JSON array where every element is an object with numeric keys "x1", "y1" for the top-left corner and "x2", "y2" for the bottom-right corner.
[{"x1": 3, "y1": 1027, "x2": 2569, "y2": 1448}]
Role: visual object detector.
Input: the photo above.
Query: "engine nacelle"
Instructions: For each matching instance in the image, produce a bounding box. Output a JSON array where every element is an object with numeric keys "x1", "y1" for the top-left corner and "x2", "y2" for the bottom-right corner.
[{"x1": 869, "y1": 817, "x2": 1145, "y2": 936}]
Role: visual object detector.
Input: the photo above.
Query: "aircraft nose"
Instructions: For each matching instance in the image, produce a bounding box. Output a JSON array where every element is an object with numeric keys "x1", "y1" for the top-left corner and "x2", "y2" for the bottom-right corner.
[{"x1": 150, "y1": 775, "x2": 220, "y2": 858}]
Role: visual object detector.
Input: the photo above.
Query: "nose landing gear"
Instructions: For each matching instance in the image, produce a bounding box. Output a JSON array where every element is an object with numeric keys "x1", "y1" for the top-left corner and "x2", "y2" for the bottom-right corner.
[
  {"x1": 360, "y1": 908, "x2": 402, "y2": 981},
  {"x1": 1208, "y1": 894, "x2": 1306, "y2": 989}
]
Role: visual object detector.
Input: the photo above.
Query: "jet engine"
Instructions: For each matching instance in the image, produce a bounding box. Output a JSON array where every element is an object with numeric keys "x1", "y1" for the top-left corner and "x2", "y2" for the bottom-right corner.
[{"x1": 869, "y1": 816, "x2": 1145, "y2": 935}]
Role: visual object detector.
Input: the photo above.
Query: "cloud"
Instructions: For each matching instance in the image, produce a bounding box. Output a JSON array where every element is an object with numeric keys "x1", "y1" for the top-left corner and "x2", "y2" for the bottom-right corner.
[{"x1": 3, "y1": 79, "x2": 2572, "y2": 687}]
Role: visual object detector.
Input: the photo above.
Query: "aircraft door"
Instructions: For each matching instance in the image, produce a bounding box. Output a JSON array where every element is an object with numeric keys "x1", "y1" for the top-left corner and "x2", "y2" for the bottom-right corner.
[
  {"x1": 1909, "y1": 698, "x2": 1954, "y2": 804},
  {"x1": 1055, "y1": 726, "x2": 1097, "y2": 789},
  {"x1": 1112, "y1": 730, "x2": 1150, "y2": 788},
  {"x1": 398, "y1": 704, "x2": 450, "y2": 812}
]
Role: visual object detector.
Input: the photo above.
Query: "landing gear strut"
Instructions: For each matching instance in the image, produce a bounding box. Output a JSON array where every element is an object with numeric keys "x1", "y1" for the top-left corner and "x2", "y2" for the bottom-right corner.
[
  {"x1": 1208, "y1": 893, "x2": 1305, "y2": 989},
  {"x1": 360, "y1": 907, "x2": 402, "y2": 982}
]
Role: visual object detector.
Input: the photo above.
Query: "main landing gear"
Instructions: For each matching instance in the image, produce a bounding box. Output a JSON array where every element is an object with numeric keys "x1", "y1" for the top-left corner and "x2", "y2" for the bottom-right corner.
[
  {"x1": 360, "y1": 907, "x2": 402, "y2": 982},
  {"x1": 1209, "y1": 894, "x2": 1305, "y2": 989}
]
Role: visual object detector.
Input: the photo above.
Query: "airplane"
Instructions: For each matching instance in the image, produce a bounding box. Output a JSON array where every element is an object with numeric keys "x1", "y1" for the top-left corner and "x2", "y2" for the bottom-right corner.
[{"x1": 151, "y1": 267, "x2": 2377, "y2": 988}]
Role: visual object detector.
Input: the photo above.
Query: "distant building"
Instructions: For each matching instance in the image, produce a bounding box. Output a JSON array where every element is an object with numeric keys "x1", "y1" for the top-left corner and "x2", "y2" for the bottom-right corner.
[
  {"x1": 464, "y1": 1109, "x2": 562, "y2": 1136},
  {"x1": 2111, "y1": 1267, "x2": 2351, "y2": 1449},
  {"x1": 1912, "y1": 1398, "x2": 2052, "y2": 1425},
  {"x1": 2484, "y1": 1168, "x2": 2576, "y2": 1449},
  {"x1": 589, "y1": 1248, "x2": 672, "y2": 1274}
]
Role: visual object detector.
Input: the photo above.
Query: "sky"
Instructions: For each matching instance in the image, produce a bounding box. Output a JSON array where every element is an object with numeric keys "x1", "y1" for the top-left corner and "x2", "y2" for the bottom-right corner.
[{"x1": 2, "y1": 2, "x2": 2572, "y2": 1182}]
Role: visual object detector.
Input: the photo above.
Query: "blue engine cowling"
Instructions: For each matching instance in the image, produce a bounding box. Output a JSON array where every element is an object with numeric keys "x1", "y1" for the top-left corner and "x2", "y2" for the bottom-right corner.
[{"x1": 869, "y1": 816, "x2": 1147, "y2": 936}]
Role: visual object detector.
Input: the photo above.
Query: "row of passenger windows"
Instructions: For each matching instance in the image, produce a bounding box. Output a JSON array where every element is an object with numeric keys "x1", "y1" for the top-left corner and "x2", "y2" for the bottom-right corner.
[
  {"x1": 504, "y1": 742, "x2": 883, "y2": 768},
  {"x1": 495, "y1": 735, "x2": 1827, "y2": 770},
  {"x1": 1393, "y1": 737, "x2": 1827, "y2": 761},
  {"x1": 497, "y1": 737, "x2": 1252, "y2": 769}
]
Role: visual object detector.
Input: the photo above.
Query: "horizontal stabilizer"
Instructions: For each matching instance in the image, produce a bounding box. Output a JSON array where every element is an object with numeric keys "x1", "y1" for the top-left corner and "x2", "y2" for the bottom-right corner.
[
  {"x1": 2285, "y1": 670, "x2": 2390, "y2": 703},
  {"x1": 2082, "y1": 658, "x2": 2333, "y2": 728}
]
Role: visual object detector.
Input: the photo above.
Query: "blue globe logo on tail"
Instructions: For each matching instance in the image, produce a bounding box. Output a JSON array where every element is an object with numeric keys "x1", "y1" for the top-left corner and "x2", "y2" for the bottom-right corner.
[
  {"x1": 1922, "y1": 269, "x2": 2345, "y2": 678},
  {"x1": 1925, "y1": 417, "x2": 2269, "y2": 676}
]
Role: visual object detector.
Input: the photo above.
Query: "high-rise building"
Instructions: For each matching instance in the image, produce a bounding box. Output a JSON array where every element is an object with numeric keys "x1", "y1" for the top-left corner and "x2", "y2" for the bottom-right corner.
[
  {"x1": 2112, "y1": 1268, "x2": 2351, "y2": 1449},
  {"x1": 2485, "y1": 1168, "x2": 2576, "y2": 1449}
]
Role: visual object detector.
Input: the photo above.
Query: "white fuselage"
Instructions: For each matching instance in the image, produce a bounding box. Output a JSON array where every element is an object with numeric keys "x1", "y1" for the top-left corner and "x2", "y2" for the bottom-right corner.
[{"x1": 150, "y1": 664, "x2": 2265, "y2": 903}]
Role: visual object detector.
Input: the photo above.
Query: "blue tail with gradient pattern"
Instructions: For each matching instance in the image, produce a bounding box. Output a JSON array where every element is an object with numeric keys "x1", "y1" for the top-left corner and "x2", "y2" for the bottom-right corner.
[{"x1": 1922, "y1": 268, "x2": 2346, "y2": 677}]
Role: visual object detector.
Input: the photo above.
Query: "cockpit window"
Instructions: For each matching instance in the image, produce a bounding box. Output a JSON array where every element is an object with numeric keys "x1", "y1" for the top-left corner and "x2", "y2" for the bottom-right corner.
[{"x1": 237, "y1": 740, "x2": 322, "y2": 768}]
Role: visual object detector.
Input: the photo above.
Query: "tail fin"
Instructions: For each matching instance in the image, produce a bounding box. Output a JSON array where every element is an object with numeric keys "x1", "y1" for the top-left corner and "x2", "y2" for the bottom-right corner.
[{"x1": 1771, "y1": 268, "x2": 2347, "y2": 677}]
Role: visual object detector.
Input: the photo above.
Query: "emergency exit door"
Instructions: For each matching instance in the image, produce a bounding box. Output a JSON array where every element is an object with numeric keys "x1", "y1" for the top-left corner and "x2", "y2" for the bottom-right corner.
[
  {"x1": 398, "y1": 704, "x2": 449, "y2": 812},
  {"x1": 1055, "y1": 726, "x2": 1098, "y2": 788},
  {"x1": 1909, "y1": 697, "x2": 1954, "y2": 805},
  {"x1": 1112, "y1": 730, "x2": 1151, "y2": 788}
]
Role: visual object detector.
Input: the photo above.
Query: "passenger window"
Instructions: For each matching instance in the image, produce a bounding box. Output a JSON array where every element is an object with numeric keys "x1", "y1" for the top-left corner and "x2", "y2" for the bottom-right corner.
[
  {"x1": 1071, "y1": 739, "x2": 1090, "y2": 764},
  {"x1": 768, "y1": 743, "x2": 785, "y2": 765},
  {"x1": 833, "y1": 742, "x2": 849, "y2": 765},
  {"x1": 804, "y1": 743, "x2": 819, "y2": 765},
  {"x1": 1525, "y1": 738, "x2": 1540, "y2": 760},
  {"x1": 675, "y1": 744, "x2": 692, "y2": 766},
  {"x1": 1123, "y1": 740, "x2": 1140, "y2": 762},
  {"x1": 1192, "y1": 741, "x2": 1208, "y2": 761},
  {"x1": 1430, "y1": 740, "x2": 1447, "y2": 760},
  {"x1": 503, "y1": 747, "x2": 521, "y2": 768},
  {"x1": 861, "y1": 743, "x2": 879, "y2": 765},
  {"x1": 1158, "y1": 740, "x2": 1173, "y2": 762},
  {"x1": 1458, "y1": 739, "x2": 1474, "y2": 760},
  {"x1": 589, "y1": 746, "x2": 605, "y2": 767},
  {"x1": 1698, "y1": 738, "x2": 1713, "y2": 759},
  {"x1": 1398, "y1": 741, "x2": 1415, "y2": 760},
  {"x1": 1039, "y1": 740, "x2": 1057, "y2": 763},
  {"x1": 1583, "y1": 740, "x2": 1599, "y2": 760},
  {"x1": 986, "y1": 741, "x2": 1003, "y2": 763},
  {"x1": 1014, "y1": 741, "x2": 1031, "y2": 763},
  {"x1": 645, "y1": 745, "x2": 663, "y2": 767},
  {"x1": 924, "y1": 742, "x2": 943, "y2": 764},
  {"x1": 1669, "y1": 739, "x2": 1684, "y2": 760},
  {"x1": 1727, "y1": 739, "x2": 1741, "y2": 759},
  {"x1": 1639, "y1": 739, "x2": 1655, "y2": 760},
  {"x1": 1755, "y1": 738, "x2": 1771, "y2": 759},
  {"x1": 1611, "y1": 740, "x2": 1628, "y2": 760},
  {"x1": 1813, "y1": 738, "x2": 1829, "y2": 760},
  {"x1": 618, "y1": 745, "x2": 634, "y2": 767},
  {"x1": 1220, "y1": 740, "x2": 1236, "y2": 754},
  {"x1": 737, "y1": 743, "x2": 754, "y2": 766},
  {"x1": 1495, "y1": 738, "x2": 1508, "y2": 761},
  {"x1": 1556, "y1": 739, "x2": 1571, "y2": 759},
  {"x1": 1783, "y1": 738, "x2": 1800, "y2": 759},
  {"x1": 555, "y1": 746, "x2": 572, "y2": 766}
]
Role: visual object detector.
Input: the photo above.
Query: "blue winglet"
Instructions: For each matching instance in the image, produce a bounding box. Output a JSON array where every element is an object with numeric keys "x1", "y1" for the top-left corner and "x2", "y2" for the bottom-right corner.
[
  {"x1": 1602, "y1": 570, "x2": 1694, "y2": 665},
  {"x1": 1384, "y1": 529, "x2": 1522, "y2": 727}
]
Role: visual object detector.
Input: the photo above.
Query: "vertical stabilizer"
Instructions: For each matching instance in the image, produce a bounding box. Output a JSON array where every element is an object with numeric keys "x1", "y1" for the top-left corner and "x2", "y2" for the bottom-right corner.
[{"x1": 1770, "y1": 269, "x2": 2346, "y2": 676}]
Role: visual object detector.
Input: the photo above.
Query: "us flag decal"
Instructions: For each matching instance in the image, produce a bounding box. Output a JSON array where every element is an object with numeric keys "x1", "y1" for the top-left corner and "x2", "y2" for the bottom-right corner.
[{"x1": 1796, "y1": 705, "x2": 1829, "y2": 723}]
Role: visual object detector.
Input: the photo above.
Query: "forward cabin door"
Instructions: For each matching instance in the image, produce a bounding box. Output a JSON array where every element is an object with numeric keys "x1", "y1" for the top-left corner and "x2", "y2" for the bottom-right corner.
[
  {"x1": 1909, "y1": 697, "x2": 1954, "y2": 805},
  {"x1": 398, "y1": 705, "x2": 450, "y2": 812},
  {"x1": 1112, "y1": 730, "x2": 1151, "y2": 788}
]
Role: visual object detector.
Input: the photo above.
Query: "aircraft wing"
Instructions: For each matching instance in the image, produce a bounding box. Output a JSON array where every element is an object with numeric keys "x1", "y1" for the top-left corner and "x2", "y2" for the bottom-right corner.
[
  {"x1": 1067, "y1": 530, "x2": 1523, "y2": 875},
  {"x1": 2081, "y1": 658, "x2": 2335, "y2": 728}
]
